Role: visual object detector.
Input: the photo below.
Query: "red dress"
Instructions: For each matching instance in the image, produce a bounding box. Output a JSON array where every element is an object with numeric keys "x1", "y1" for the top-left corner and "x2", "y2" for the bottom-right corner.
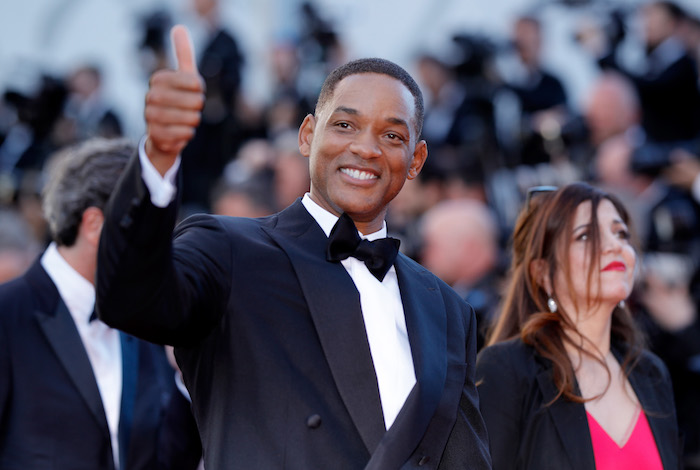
[{"x1": 586, "y1": 410, "x2": 664, "y2": 470}]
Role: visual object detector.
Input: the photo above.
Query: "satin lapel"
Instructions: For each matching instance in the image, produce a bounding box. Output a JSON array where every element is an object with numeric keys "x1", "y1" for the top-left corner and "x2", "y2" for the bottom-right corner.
[
  {"x1": 36, "y1": 301, "x2": 111, "y2": 435},
  {"x1": 366, "y1": 256, "x2": 447, "y2": 469},
  {"x1": 118, "y1": 333, "x2": 139, "y2": 468},
  {"x1": 535, "y1": 368, "x2": 595, "y2": 470},
  {"x1": 262, "y1": 201, "x2": 386, "y2": 453}
]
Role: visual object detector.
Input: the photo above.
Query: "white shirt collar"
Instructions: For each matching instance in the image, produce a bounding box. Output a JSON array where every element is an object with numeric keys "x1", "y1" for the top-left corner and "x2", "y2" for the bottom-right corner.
[
  {"x1": 301, "y1": 193, "x2": 387, "y2": 241},
  {"x1": 40, "y1": 242, "x2": 95, "y2": 325}
]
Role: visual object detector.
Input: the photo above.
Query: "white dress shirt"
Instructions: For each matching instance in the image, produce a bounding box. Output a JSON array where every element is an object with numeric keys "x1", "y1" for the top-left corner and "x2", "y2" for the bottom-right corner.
[
  {"x1": 41, "y1": 243, "x2": 123, "y2": 468},
  {"x1": 138, "y1": 142, "x2": 416, "y2": 429},
  {"x1": 301, "y1": 194, "x2": 416, "y2": 429}
]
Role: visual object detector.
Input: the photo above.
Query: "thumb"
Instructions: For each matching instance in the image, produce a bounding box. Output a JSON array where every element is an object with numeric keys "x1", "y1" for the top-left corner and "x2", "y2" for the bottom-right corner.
[{"x1": 171, "y1": 25, "x2": 197, "y2": 73}]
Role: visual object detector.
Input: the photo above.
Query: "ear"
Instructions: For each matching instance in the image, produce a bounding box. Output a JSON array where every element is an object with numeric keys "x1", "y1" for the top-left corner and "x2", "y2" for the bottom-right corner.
[
  {"x1": 80, "y1": 206, "x2": 104, "y2": 248},
  {"x1": 298, "y1": 114, "x2": 316, "y2": 158},
  {"x1": 407, "y1": 140, "x2": 428, "y2": 180},
  {"x1": 529, "y1": 258, "x2": 553, "y2": 295}
]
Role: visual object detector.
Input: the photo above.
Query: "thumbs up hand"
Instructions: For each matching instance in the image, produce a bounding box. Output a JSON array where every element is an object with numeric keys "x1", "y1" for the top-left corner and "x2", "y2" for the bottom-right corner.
[{"x1": 144, "y1": 25, "x2": 204, "y2": 176}]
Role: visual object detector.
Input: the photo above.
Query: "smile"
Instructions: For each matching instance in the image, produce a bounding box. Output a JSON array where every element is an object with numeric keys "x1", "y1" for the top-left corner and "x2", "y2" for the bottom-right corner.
[
  {"x1": 602, "y1": 261, "x2": 626, "y2": 272},
  {"x1": 340, "y1": 168, "x2": 378, "y2": 181}
]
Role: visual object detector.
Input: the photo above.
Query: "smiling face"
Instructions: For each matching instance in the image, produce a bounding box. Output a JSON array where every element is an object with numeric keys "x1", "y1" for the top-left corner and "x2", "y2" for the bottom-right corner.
[
  {"x1": 298, "y1": 73, "x2": 427, "y2": 234},
  {"x1": 553, "y1": 198, "x2": 636, "y2": 313}
]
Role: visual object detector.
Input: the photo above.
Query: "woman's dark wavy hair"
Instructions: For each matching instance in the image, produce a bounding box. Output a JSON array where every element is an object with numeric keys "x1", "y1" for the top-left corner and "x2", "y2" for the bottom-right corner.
[{"x1": 487, "y1": 182, "x2": 646, "y2": 404}]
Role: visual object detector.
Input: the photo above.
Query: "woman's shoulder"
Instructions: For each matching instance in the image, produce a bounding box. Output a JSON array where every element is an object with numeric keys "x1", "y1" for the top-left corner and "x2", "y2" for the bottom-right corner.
[
  {"x1": 633, "y1": 348, "x2": 672, "y2": 382},
  {"x1": 478, "y1": 336, "x2": 534, "y2": 359},
  {"x1": 477, "y1": 337, "x2": 541, "y2": 378}
]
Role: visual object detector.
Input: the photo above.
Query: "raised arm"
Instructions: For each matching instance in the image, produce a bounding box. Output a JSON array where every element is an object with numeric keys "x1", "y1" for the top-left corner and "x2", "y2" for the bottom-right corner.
[{"x1": 96, "y1": 26, "x2": 229, "y2": 346}]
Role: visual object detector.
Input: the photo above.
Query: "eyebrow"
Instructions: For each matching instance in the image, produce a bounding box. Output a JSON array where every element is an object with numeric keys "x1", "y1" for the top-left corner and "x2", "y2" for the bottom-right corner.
[
  {"x1": 573, "y1": 218, "x2": 626, "y2": 232},
  {"x1": 332, "y1": 106, "x2": 410, "y2": 131}
]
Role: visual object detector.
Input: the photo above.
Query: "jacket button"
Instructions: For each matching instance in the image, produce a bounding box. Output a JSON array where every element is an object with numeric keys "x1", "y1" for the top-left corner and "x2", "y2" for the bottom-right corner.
[
  {"x1": 306, "y1": 414, "x2": 322, "y2": 429},
  {"x1": 418, "y1": 455, "x2": 430, "y2": 466}
]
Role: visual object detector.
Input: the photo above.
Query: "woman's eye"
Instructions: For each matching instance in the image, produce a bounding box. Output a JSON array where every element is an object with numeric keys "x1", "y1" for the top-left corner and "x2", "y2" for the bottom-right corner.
[
  {"x1": 576, "y1": 232, "x2": 589, "y2": 241},
  {"x1": 617, "y1": 229, "x2": 631, "y2": 240}
]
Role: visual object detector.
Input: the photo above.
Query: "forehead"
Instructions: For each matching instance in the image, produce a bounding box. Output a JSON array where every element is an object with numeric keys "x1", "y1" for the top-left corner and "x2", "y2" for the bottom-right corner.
[
  {"x1": 572, "y1": 198, "x2": 621, "y2": 225},
  {"x1": 324, "y1": 73, "x2": 417, "y2": 127}
]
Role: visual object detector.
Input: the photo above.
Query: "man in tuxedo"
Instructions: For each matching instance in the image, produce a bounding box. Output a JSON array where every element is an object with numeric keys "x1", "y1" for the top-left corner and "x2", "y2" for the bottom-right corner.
[
  {"x1": 0, "y1": 138, "x2": 200, "y2": 469},
  {"x1": 96, "y1": 26, "x2": 491, "y2": 469}
]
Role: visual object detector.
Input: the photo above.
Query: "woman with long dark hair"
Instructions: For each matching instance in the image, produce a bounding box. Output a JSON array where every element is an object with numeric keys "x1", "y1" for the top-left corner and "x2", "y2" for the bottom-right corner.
[{"x1": 477, "y1": 182, "x2": 681, "y2": 469}]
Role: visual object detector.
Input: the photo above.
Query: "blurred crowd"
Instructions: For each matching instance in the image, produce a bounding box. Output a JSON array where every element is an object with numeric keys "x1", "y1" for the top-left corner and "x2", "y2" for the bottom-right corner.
[{"x1": 1, "y1": 0, "x2": 700, "y2": 467}]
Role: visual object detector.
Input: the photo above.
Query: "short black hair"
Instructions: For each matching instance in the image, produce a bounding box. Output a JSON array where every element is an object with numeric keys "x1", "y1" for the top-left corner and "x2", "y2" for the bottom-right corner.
[{"x1": 315, "y1": 58, "x2": 425, "y2": 137}]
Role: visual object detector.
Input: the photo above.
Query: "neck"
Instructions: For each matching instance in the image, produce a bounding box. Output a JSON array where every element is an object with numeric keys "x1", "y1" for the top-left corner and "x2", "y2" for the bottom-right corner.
[
  {"x1": 562, "y1": 302, "x2": 615, "y2": 364},
  {"x1": 57, "y1": 243, "x2": 96, "y2": 286}
]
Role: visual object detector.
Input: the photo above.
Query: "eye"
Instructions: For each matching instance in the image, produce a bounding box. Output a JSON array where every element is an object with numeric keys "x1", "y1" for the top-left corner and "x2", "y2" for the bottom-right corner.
[
  {"x1": 385, "y1": 132, "x2": 405, "y2": 143},
  {"x1": 616, "y1": 228, "x2": 631, "y2": 240},
  {"x1": 336, "y1": 122, "x2": 350, "y2": 129},
  {"x1": 575, "y1": 231, "x2": 589, "y2": 242}
]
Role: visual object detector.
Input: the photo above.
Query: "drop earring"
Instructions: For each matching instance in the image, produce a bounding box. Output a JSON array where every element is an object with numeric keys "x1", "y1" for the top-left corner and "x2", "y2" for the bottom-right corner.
[
  {"x1": 547, "y1": 296, "x2": 558, "y2": 313},
  {"x1": 618, "y1": 299, "x2": 626, "y2": 309}
]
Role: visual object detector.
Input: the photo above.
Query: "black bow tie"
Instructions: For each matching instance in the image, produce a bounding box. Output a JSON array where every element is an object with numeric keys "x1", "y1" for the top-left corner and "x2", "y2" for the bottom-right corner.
[{"x1": 326, "y1": 213, "x2": 400, "y2": 282}]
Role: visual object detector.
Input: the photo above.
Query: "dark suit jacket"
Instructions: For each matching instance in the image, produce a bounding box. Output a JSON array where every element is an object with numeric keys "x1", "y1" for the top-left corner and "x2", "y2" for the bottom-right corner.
[
  {"x1": 0, "y1": 259, "x2": 196, "y2": 470},
  {"x1": 96, "y1": 153, "x2": 492, "y2": 469},
  {"x1": 476, "y1": 338, "x2": 682, "y2": 470}
]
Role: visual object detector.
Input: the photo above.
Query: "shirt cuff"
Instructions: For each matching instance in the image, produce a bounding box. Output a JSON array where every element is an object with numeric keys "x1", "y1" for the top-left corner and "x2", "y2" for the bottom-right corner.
[
  {"x1": 692, "y1": 172, "x2": 700, "y2": 204},
  {"x1": 175, "y1": 372, "x2": 191, "y2": 402},
  {"x1": 138, "y1": 136, "x2": 180, "y2": 208}
]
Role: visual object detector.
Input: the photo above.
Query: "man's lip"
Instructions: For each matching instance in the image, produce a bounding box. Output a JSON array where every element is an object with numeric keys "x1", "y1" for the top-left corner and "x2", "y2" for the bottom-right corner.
[
  {"x1": 339, "y1": 167, "x2": 379, "y2": 181},
  {"x1": 602, "y1": 261, "x2": 626, "y2": 272}
]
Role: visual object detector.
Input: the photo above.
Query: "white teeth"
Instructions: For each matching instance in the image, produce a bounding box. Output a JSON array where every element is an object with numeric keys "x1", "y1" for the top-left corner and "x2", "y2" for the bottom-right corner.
[{"x1": 341, "y1": 168, "x2": 377, "y2": 180}]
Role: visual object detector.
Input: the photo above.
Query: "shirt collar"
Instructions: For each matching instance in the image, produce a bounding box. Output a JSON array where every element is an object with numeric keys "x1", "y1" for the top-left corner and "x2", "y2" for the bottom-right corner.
[
  {"x1": 40, "y1": 242, "x2": 96, "y2": 325},
  {"x1": 301, "y1": 193, "x2": 387, "y2": 241}
]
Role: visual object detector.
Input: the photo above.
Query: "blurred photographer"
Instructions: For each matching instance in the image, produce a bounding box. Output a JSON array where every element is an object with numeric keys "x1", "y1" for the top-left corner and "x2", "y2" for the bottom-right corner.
[{"x1": 581, "y1": 1, "x2": 700, "y2": 145}]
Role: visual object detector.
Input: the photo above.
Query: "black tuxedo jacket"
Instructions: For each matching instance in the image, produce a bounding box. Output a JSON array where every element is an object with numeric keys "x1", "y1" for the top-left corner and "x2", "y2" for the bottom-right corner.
[
  {"x1": 0, "y1": 259, "x2": 196, "y2": 469},
  {"x1": 96, "y1": 154, "x2": 491, "y2": 469},
  {"x1": 476, "y1": 338, "x2": 682, "y2": 470}
]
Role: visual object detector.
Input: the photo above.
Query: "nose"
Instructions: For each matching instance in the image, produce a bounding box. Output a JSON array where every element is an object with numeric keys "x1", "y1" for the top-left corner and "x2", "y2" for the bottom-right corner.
[
  {"x1": 601, "y1": 229, "x2": 623, "y2": 253},
  {"x1": 348, "y1": 130, "x2": 382, "y2": 159}
]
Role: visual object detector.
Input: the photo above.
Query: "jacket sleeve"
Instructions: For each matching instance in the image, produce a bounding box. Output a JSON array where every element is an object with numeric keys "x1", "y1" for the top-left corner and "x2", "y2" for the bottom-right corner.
[
  {"x1": 96, "y1": 151, "x2": 232, "y2": 346},
  {"x1": 439, "y1": 302, "x2": 493, "y2": 470},
  {"x1": 476, "y1": 343, "x2": 527, "y2": 470}
]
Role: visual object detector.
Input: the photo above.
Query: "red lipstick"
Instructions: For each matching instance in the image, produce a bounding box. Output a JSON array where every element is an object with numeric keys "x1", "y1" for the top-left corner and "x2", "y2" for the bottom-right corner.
[{"x1": 602, "y1": 261, "x2": 626, "y2": 272}]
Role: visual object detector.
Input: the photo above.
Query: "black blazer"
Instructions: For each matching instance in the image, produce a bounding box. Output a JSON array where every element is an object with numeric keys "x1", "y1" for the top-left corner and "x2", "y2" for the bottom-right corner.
[
  {"x1": 0, "y1": 260, "x2": 196, "y2": 470},
  {"x1": 476, "y1": 338, "x2": 682, "y2": 470},
  {"x1": 96, "y1": 153, "x2": 492, "y2": 470}
]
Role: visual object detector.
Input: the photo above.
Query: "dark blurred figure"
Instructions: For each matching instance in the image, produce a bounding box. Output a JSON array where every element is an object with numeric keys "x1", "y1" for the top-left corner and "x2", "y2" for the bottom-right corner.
[
  {"x1": 504, "y1": 15, "x2": 569, "y2": 166},
  {"x1": 593, "y1": 135, "x2": 700, "y2": 258},
  {"x1": 420, "y1": 199, "x2": 503, "y2": 350},
  {"x1": 0, "y1": 138, "x2": 200, "y2": 469},
  {"x1": 678, "y1": 11, "x2": 700, "y2": 69},
  {"x1": 596, "y1": 1, "x2": 700, "y2": 144},
  {"x1": 0, "y1": 77, "x2": 68, "y2": 201},
  {"x1": 0, "y1": 208, "x2": 40, "y2": 283},
  {"x1": 58, "y1": 65, "x2": 123, "y2": 145},
  {"x1": 180, "y1": 0, "x2": 245, "y2": 213},
  {"x1": 137, "y1": 10, "x2": 173, "y2": 78},
  {"x1": 265, "y1": 41, "x2": 313, "y2": 140},
  {"x1": 415, "y1": 51, "x2": 499, "y2": 196}
]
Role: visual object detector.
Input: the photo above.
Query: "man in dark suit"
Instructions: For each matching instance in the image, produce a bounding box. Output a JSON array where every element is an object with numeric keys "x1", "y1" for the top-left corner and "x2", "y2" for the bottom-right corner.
[
  {"x1": 96, "y1": 26, "x2": 491, "y2": 469},
  {"x1": 0, "y1": 138, "x2": 200, "y2": 470}
]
